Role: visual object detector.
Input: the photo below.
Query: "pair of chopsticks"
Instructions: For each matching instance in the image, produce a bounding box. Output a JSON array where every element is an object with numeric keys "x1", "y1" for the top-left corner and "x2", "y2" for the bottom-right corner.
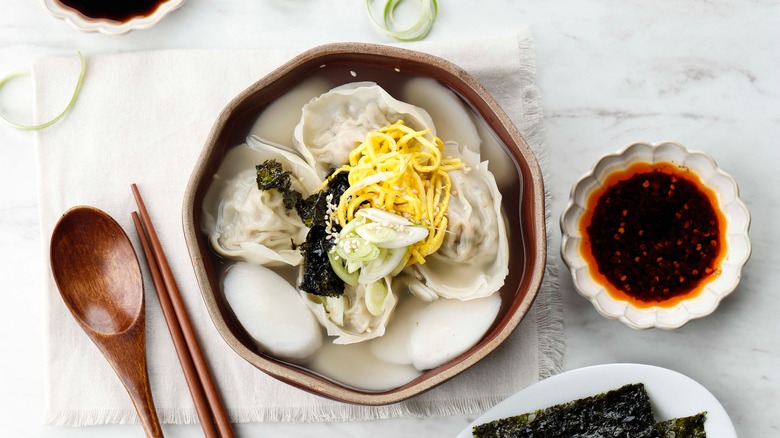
[{"x1": 130, "y1": 184, "x2": 234, "y2": 438}]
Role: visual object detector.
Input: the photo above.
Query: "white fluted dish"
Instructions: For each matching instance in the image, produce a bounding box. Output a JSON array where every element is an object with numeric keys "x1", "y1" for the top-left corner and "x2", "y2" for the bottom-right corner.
[
  {"x1": 560, "y1": 141, "x2": 751, "y2": 329},
  {"x1": 41, "y1": 0, "x2": 186, "y2": 35}
]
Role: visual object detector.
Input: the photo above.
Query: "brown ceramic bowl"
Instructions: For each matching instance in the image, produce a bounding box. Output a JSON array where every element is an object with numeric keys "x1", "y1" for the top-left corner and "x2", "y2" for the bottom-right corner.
[{"x1": 182, "y1": 43, "x2": 546, "y2": 405}]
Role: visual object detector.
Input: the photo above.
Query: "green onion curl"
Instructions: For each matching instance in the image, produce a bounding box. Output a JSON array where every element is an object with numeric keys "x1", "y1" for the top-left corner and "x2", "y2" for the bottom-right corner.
[
  {"x1": 366, "y1": 0, "x2": 438, "y2": 42},
  {"x1": 0, "y1": 51, "x2": 85, "y2": 131}
]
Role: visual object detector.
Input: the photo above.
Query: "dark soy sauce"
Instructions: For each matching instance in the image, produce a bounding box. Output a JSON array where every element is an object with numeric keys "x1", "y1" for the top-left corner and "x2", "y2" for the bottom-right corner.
[{"x1": 56, "y1": 0, "x2": 168, "y2": 22}]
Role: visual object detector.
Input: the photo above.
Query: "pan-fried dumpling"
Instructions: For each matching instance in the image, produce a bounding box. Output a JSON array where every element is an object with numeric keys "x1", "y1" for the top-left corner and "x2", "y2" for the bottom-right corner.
[
  {"x1": 302, "y1": 276, "x2": 397, "y2": 344},
  {"x1": 403, "y1": 142, "x2": 509, "y2": 301},
  {"x1": 293, "y1": 82, "x2": 436, "y2": 178},
  {"x1": 202, "y1": 138, "x2": 322, "y2": 267}
]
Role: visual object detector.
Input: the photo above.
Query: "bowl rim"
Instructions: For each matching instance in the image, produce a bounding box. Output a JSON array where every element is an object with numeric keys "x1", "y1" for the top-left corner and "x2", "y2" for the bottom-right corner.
[
  {"x1": 182, "y1": 42, "x2": 547, "y2": 405},
  {"x1": 560, "y1": 140, "x2": 751, "y2": 329},
  {"x1": 40, "y1": 0, "x2": 187, "y2": 35}
]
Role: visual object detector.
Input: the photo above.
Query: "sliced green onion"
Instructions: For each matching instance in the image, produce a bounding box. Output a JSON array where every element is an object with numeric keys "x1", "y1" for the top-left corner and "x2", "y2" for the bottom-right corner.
[
  {"x1": 0, "y1": 51, "x2": 85, "y2": 131},
  {"x1": 356, "y1": 207, "x2": 412, "y2": 226},
  {"x1": 346, "y1": 259, "x2": 363, "y2": 274},
  {"x1": 360, "y1": 247, "x2": 407, "y2": 284},
  {"x1": 336, "y1": 235, "x2": 381, "y2": 261},
  {"x1": 340, "y1": 216, "x2": 366, "y2": 236},
  {"x1": 356, "y1": 221, "x2": 428, "y2": 249},
  {"x1": 328, "y1": 248, "x2": 359, "y2": 286},
  {"x1": 356, "y1": 222, "x2": 400, "y2": 245},
  {"x1": 365, "y1": 0, "x2": 438, "y2": 42},
  {"x1": 390, "y1": 249, "x2": 411, "y2": 277},
  {"x1": 365, "y1": 280, "x2": 389, "y2": 317},
  {"x1": 324, "y1": 296, "x2": 345, "y2": 326}
]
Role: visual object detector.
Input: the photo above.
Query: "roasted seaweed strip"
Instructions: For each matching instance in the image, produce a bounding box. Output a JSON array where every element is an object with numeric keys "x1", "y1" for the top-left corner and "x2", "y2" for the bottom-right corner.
[
  {"x1": 298, "y1": 172, "x2": 350, "y2": 297},
  {"x1": 256, "y1": 159, "x2": 303, "y2": 211},
  {"x1": 472, "y1": 383, "x2": 656, "y2": 438},
  {"x1": 299, "y1": 224, "x2": 344, "y2": 297},
  {"x1": 297, "y1": 171, "x2": 350, "y2": 228}
]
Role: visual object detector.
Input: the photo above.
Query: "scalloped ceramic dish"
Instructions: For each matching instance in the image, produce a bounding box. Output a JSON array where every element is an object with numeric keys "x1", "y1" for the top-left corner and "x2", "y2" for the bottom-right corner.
[
  {"x1": 41, "y1": 0, "x2": 186, "y2": 35},
  {"x1": 560, "y1": 141, "x2": 750, "y2": 329},
  {"x1": 182, "y1": 43, "x2": 547, "y2": 405}
]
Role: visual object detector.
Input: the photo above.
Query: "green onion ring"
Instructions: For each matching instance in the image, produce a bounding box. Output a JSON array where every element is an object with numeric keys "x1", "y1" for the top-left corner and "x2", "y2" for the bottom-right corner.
[
  {"x1": 366, "y1": 0, "x2": 438, "y2": 42},
  {"x1": 0, "y1": 51, "x2": 85, "y2": 131}
]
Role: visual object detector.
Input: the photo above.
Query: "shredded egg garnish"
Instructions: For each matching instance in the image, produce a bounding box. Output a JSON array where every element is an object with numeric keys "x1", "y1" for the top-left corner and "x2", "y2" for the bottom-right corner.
[{"x1": 329, "y1": 120, "x2": 463, "y2": 266}]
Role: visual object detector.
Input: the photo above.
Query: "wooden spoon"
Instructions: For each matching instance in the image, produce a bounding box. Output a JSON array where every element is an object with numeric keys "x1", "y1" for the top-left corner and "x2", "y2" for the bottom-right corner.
[{"x1": 50, "y1": 206, "x2": 163, "y2": 438}]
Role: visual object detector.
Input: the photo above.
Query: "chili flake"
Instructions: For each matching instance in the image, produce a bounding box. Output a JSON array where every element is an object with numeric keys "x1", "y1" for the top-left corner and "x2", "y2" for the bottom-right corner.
[{"x1": 580, "y1": 162, "x2": 726, "y2": 307}]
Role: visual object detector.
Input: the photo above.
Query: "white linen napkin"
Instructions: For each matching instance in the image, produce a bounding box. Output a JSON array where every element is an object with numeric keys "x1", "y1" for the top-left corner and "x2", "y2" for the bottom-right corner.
[{"x1": 35, "y1": 28, "x2": 563, "y2": 425}]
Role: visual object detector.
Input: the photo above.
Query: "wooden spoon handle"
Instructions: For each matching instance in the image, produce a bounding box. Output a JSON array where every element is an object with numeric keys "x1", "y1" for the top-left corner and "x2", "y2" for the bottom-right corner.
[
  {"x1": 97, "y1": 311, "x2": 164, "y2": 437},
  {"x1": 120, "y1": 372, "x2": 164, "y2": 438}
]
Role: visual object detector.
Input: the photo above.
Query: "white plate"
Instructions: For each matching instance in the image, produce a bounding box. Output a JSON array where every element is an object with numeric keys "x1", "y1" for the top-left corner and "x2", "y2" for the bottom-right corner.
[{"x1": 456, "y1": 363, "x2": 735, "y2": 438}]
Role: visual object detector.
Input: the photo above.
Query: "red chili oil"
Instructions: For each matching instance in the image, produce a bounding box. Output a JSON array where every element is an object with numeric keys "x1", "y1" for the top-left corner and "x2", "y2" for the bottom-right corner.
[
  {"x1": 580, "y1": 162, "x2": 727, "y2": 308},
  {"x1": 56, "y1": 0, "x2": 169, "y2": 23}
]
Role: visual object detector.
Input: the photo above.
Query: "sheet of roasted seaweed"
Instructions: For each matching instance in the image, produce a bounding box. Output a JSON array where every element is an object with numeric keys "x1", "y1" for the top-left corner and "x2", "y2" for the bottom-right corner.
[
  {"x1": 643, "y1": 412, "x2": 707, "y2": 438},
  {"x1": 472, "y1": 383, "x2": 656, "y2": 438}
]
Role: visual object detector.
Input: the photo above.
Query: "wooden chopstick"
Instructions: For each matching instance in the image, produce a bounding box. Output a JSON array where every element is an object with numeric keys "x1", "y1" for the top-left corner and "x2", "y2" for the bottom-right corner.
[
  {"x1": 131, "y1": 184, "x2": 234, "y2": 438},
  {"x1": 131, "y1": 212, "x2": 220, "y2": 438}
]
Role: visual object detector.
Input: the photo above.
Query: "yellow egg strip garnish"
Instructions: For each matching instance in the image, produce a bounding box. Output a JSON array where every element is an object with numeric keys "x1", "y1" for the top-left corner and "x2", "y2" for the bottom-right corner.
[{"x1": 333, "y1": 120, "x2": 463, "y2": 266}]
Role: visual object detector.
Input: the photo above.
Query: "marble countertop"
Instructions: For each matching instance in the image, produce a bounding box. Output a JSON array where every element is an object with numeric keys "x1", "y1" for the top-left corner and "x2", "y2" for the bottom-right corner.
[{"x1": 1, "y1": 1, "x2": 777, "y2": 436}]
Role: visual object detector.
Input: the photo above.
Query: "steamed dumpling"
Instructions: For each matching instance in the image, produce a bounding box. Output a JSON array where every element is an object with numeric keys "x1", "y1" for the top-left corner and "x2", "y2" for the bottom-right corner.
[
  {"x1": 223, "y1": 262, "x2": 323, "y2": 363},
  {"x1": 403, "y1": 142, "x2": 509, "y2": 301},
  {"x1": 438, "y1": 143, "x2": 507, "y2": 263},
  {"x1": 293, "y1": 82, "x2": 436, "y2": 178},
  {"x1": 210, "y1": 169, "x2": 306, "y2": 266},
  {"x1": 303, "y1": 276, "x2": 397, "y2": 344},
  {"x1": 202, "y1": 137, "x2": 322, "y2": 266}
]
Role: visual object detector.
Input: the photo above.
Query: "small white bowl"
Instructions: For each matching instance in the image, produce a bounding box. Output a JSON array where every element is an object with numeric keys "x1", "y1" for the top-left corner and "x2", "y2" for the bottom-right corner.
[
  {"x1": 560, "y1": 141, "x2": 751, "y2": 329},
  {"x1": 41, "y1": 0, "x2": 187, "y2": 35}
]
